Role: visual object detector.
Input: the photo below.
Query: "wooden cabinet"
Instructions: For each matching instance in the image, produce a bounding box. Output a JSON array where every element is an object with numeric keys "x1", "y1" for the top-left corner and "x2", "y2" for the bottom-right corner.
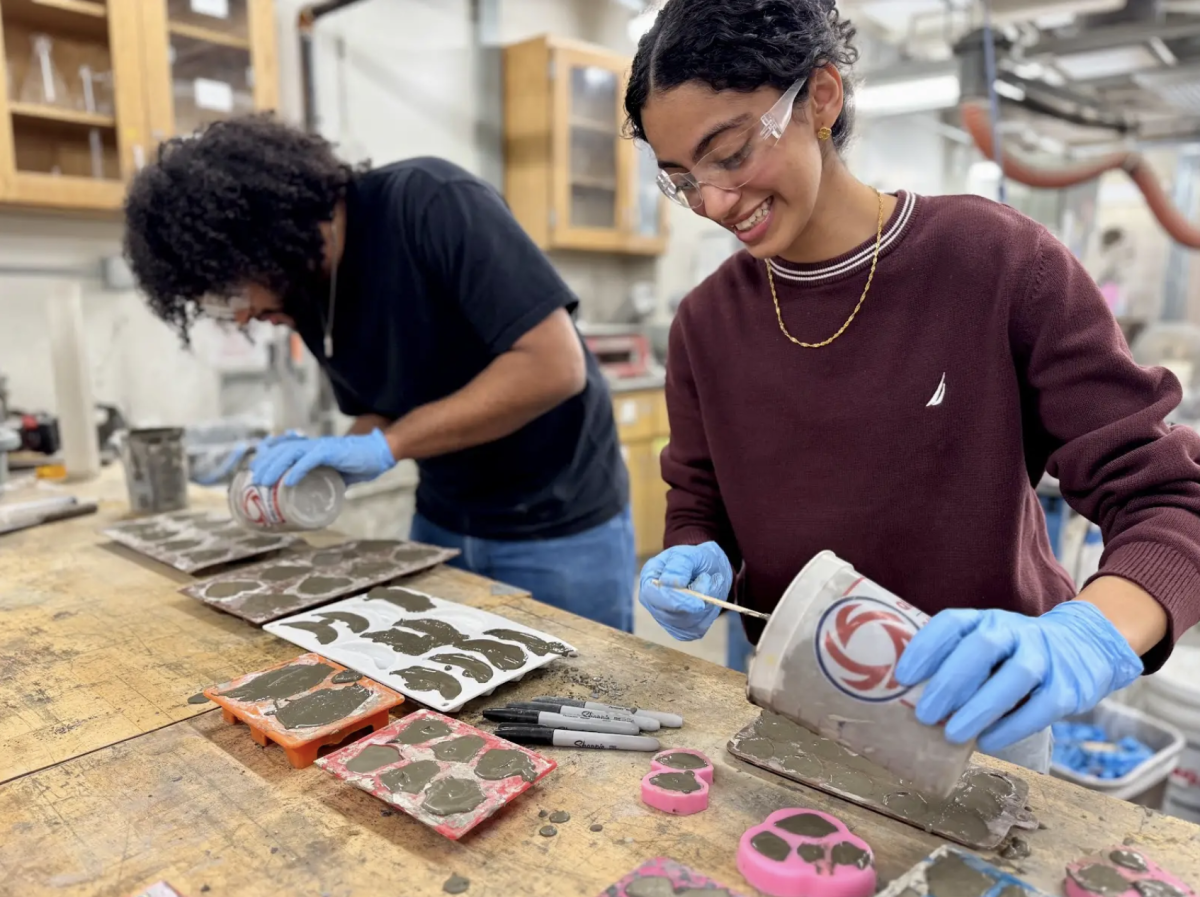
[
  {"x1": 614, "y1": 388, "x2": 670, "y2": 557},
  {"x1": 0, "y1": 0, "x2": 277, "y2": 213},
  {"x1": 138, "y1": 0, "x2": 277, "y2": 149},
  {"x1": 504, "y1": 35, "x2": 669, "y2": 256}
]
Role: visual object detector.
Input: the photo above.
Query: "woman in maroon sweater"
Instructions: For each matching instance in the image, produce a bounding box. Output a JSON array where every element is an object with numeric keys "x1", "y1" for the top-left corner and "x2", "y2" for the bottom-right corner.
[{"x1": 628, "y1": 0, "x2": 1200, "y2": 773}]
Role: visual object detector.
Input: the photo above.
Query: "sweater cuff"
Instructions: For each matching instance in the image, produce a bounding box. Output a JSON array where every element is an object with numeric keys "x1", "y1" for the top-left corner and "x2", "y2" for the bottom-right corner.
[
  {"x1": 664, "y1": 526, "x2": 717, "y2": 549},
  {"x1": 1087, "y1": 540, "x2": 1200, "y2": 673}
]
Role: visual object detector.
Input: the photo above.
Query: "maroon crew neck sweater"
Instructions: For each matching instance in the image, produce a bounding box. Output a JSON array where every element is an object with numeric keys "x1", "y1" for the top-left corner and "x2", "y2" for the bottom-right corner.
[{"x1": 663, "y1": 191, "x2": 1200, "y2": 671}]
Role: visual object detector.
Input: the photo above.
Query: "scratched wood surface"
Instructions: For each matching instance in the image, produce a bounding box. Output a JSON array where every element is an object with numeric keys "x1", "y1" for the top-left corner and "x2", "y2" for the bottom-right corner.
[
  {"x1": 2, "y1": 573, "x2": 1200, "y2": 897},
  {"x1": 3, "y1": 470, "x2": 1199, "y2": 896},
  {"x1": 0, "y1": 472, "x2": 498, "y2": 785}
]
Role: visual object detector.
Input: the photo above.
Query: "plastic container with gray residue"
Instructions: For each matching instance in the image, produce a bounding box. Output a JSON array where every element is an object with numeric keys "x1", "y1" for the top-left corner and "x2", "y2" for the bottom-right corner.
[
  {"x1": 119, "y1": 427, "x2": 189, "y2": 514},
  {"x1": 746, "y1": 550, "x2": 976, "y2": 799}
]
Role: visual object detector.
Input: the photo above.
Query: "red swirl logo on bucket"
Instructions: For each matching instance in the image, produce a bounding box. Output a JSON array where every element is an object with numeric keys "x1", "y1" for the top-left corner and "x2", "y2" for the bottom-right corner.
[{"x1": 815, "y1": 597, "x2": 922, "y2": 702}]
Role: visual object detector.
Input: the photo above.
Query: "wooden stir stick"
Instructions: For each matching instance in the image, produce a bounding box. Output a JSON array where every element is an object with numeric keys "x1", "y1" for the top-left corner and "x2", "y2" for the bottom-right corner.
[{"x1": 648, "y1": 580, "x2": 772, "y2": 621}]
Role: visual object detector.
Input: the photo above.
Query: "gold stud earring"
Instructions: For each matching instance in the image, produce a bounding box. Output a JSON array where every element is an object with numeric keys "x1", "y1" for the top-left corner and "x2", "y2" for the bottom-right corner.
[{"x1": 817, "y1": 126, "x2": 832, "y2": 141}]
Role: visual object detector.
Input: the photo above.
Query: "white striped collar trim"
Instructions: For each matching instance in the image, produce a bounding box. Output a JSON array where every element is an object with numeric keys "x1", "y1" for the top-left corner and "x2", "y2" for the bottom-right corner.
[{"x1": 767, "y1": 191, "x2": 917, "y2": 283}]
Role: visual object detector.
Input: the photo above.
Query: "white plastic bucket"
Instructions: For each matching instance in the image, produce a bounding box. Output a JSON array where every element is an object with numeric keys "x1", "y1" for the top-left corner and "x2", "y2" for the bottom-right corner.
[
  {"x1": 746, "y1": 550, "x2": 975, "y2": 798},
  {"x1": 1143, "y1": 644, "x2": 1200, "y2": 823}
]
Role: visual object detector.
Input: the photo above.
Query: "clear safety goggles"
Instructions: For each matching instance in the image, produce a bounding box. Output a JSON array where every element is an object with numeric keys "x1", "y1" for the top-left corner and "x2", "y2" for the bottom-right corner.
[
  {"x1": 656, "y1": 77, "x2": 807, "y2": 209},
  {"x1": 199, "y1": 291, "x2": 250, "y2": 322}
]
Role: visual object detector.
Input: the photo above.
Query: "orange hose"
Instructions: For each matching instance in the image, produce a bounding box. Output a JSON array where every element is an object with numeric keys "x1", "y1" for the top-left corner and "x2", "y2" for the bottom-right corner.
[{"x1": 960, "y1": 100, "x2": 1200, "y2": 249}]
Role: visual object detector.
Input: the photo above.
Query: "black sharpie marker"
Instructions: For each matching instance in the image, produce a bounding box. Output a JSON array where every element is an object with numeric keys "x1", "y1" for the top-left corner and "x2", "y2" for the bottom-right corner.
[
  {"x1": 495, "y1": 724, "x2": 661, "y2": 752},
  {"x1": 506, "y1": 701, "x2": 661, "y2": 733},
  {"x1": 482, "y1": 708, "x2": 639, "y2": 736},
  {"x1": 531, "y1": 695, "x2": 684, "y2": 728}
]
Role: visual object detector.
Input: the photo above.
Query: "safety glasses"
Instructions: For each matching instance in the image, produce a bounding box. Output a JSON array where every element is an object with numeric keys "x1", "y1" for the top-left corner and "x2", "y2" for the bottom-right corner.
[
  {"x1": 656, "y1": 77, "x2": 807, "y2": 209},
  {"x1": 199, "y1": 292, "x2": 250, "y2": 322}
]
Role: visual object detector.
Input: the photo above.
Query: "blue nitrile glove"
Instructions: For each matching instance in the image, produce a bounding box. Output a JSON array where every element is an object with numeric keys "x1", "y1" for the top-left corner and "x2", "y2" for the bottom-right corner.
[
  {"x1": 256, "y1": 430, "x2": 304, "y2": 451},
  {"x1": 639, "y1": 542, "x2": 734, "y2": 641},
  {"x1": 189, "y1": 442, "x2": 250, "y2": 486},
  {"x1": 249, "y1": 429, "x2": 397, "y2": 488},
  {"x1": 894, "y1": 601, "x2": 1143, "y2": 753}
]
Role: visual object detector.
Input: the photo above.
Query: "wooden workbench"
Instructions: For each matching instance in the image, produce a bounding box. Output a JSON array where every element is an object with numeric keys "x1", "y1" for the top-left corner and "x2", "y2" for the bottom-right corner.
[{"x1": 2, "y1": 469, "x2": 1199, "y2": 897}]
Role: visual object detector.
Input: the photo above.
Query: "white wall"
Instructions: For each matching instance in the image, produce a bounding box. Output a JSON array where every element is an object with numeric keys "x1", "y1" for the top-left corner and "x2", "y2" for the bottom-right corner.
[
  {"x1": 0, "y1": 215, "x2": 224, "y2": 426},
  {"x1": 846, "y1": 112, "x2": 949, "y2": 196},
  {"x1": 282, "y1": 0, "x2": 710, "y2": 323}
]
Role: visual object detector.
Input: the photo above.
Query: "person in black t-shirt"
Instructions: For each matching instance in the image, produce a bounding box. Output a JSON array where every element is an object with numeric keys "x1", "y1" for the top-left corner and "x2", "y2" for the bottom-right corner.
[{"x1": 124, "y1": 116, "x2": 634, "y2": 632}]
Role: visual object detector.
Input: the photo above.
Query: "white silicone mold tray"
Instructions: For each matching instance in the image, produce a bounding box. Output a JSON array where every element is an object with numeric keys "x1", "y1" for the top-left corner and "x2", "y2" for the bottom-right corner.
[{"x1": 264, "y1": 585, "x2": 578, "y2": 713}]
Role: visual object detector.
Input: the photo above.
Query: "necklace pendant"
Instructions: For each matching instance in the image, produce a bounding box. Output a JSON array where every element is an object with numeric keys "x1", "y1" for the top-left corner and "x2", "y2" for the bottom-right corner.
[{"x1": 324, "y1": 334, "x2": 333, "y2": 358}]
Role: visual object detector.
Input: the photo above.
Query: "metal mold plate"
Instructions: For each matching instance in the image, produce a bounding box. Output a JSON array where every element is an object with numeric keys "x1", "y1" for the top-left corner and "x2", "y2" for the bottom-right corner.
[
  {"x1": 728, "y1": 712, "x2": 1037, "y2": 850},
  {"x1": 182, "y1": 539, "x2": 460, "y2": 624},
  {"x1": 103, "y1": 510, "x2": 296, "y2": 573}
]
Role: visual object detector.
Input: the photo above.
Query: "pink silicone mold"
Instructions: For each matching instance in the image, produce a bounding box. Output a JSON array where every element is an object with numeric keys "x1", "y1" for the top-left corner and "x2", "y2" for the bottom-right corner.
[
  {"x1": 737, "y1": 808, "x2": 876, "y2": 897},
  {"x1": 640, "y1": 749, "x2": 714, "y2": 816},
  {"x1": 1065, "y1": 847, "x2": 1195, "y2": 897},
  {"x1": 599, "y1": 857, "x2": 748, "y2": 897}
]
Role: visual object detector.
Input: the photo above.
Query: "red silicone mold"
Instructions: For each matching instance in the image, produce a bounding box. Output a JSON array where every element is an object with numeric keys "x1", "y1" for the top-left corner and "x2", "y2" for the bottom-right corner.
[
  {"x1": 1065, "y1": 847, "x2": 1195, "y2": 897},
  {"x1": 640, "y1": 749, "x2": 714, "y2": 816},
  {"x1": 316, "y1": 709, "x2": 555, "y2": 840},
  {"x1": 737, "y1": 808, "x2": 876, "y2": 897}
]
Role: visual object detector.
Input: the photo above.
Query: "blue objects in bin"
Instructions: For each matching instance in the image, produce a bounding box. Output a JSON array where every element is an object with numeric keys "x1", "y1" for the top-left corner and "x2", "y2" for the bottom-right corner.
[
  {"x1": 875, "y1": 845, "x2": 1052, "y2": 897},
  {"x1": 1051, "y1": 721, "x2": 1153, "y2": 779}
]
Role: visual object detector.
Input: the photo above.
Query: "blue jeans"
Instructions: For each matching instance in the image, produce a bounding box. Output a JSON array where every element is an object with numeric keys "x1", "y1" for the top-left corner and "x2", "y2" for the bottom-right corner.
[{"x1": 410, "y1": 507, "x2": 635, "y2": 633}]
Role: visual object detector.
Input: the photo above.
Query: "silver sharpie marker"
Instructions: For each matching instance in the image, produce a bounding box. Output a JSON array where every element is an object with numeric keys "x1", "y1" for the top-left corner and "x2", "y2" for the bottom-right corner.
[
  {"x1": 507, "y1": 701, "x2": 661, "y2": 732},
  {"x1": 531, "y1": 695, "x2": 684, "y2": 728}
]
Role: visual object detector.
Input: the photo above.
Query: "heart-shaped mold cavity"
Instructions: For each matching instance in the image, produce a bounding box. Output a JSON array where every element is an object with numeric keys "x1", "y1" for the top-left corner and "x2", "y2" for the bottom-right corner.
[{"x1": 641, "y1": 749, "x2": 714, "y2": 816}]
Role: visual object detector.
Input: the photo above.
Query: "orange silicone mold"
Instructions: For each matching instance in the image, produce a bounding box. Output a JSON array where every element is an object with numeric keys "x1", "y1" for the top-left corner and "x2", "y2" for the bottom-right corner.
[{"x1": 204, "y1": 652, "x2": 404, "y2": 768}]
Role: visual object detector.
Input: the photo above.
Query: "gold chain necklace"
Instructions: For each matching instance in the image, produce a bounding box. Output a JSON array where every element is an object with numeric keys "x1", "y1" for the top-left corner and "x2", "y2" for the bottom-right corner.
[{"x1": 767, "y1": 189, "x2": 884, "y2": 349}]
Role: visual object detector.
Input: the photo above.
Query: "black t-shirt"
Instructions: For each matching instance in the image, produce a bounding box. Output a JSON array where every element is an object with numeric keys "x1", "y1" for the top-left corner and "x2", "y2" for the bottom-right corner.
[{"x1": 295, "y1": 157, "x2": 628, "y2": 540}]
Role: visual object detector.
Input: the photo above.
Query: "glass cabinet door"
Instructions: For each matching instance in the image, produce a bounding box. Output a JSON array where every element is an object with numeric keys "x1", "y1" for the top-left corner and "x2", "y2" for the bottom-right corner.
[
  {"x1": 552, "y1": 48, "x2": 623, "y2": 250},
  {"x1": 167, "y1": 0, "x2": 248, "y2": 41},
  {"x1": 631, "y1": 139, "x2": 664, "y2": 240},
  {"x1": 566, "y1": 61, "x2": 619, "y2": 230},
  {"x1": 165, "y1": 0, "x2": 253, "y2": 135},
  {"x1": 168, "y1": 36, "x2": 253, "y2": 135},
  {"x1": 139, "y1": 0, "x2": 274, "y2": 146}
]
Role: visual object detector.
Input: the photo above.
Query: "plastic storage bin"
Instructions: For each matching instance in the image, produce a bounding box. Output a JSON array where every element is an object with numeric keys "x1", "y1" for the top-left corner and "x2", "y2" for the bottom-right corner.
[
  {"x1": 1144, "y1": 645, "x2": 1200, "y2": 822},
  {"x1": 1050, "y1": 699, "x2": 1184, "y2": 803}
]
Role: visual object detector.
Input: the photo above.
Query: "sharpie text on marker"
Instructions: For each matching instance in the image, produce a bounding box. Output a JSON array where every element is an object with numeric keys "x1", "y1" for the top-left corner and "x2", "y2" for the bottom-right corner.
[{"x1": 494, "y1": 724, "x2": 661, "y2": 752}]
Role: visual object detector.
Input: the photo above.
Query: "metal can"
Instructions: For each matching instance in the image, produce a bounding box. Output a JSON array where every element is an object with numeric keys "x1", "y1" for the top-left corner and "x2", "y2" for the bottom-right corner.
[{"x1": 228, "y1": 466, "x2": 345, "y2": 532}]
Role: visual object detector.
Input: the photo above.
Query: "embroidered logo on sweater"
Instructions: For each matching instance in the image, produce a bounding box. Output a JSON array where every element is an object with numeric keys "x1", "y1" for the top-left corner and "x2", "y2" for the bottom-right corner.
[{"x1": 926, "y1": 373, "x2": 947, "y2": 408}]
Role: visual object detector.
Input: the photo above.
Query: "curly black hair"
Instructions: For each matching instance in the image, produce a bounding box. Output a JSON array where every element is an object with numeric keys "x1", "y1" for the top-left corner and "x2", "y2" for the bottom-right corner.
[
  {"x1": 624, "y1": 0, "x2": 859, "y2": 150},
  {"x1": 123, "y1": 114, "x2": 358, "y2": 342}
]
